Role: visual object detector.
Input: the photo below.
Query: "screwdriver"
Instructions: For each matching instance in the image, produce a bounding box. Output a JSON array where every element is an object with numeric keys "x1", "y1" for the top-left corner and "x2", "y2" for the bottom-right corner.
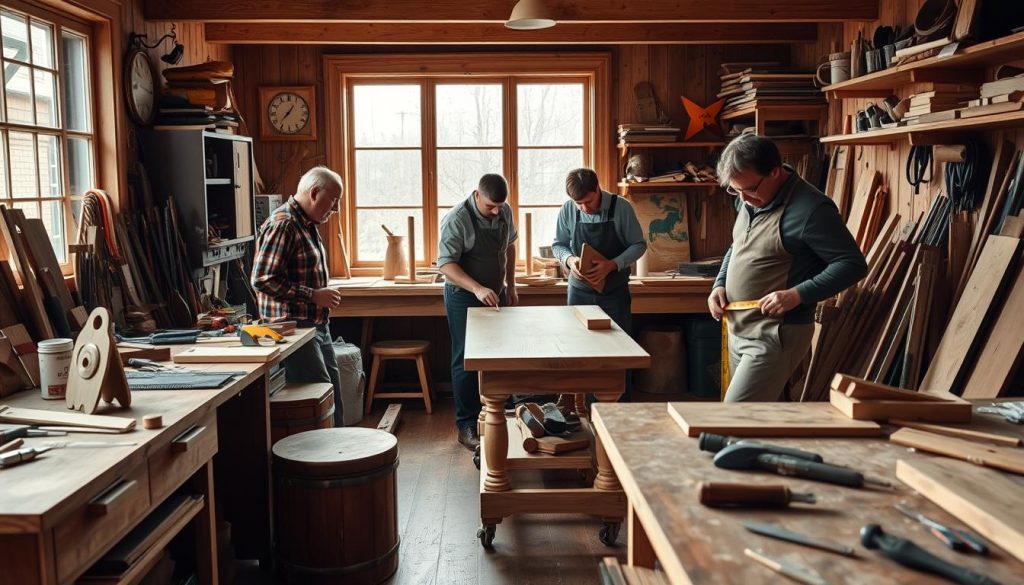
[
  {"x1": 697, "y1": 481, "x2": 816, "y2": 508},
  {"x1": 0, "y1": 446, "x2": 51, "y2": 468},
  {"x1": 894, "y1": 504, "x2": 988, "y2": 555}
]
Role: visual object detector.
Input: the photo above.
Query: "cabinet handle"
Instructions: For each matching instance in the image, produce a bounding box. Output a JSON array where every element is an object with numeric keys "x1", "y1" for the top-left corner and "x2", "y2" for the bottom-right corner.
[
  {"x1": 171, "y1": 425, "x2": 206, "y2": 453},
  {"x1": 87, "y1": 479, "x2": 138, "y2": 517}
]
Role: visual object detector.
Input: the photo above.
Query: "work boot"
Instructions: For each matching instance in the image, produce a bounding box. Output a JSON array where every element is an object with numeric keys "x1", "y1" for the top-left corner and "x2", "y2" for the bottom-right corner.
[
  {"x1": 516, "y1": 404, "x2": 546, "y2": 438},
  {"x1": 457, "y1": 426, "x2": 480, "y2": 451},
  {"x1": 539, "y1": 403, "x2": 568, "y2": 434}
]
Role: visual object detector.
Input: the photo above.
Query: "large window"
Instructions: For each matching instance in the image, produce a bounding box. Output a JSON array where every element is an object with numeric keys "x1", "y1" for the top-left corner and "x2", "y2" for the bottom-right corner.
[
  {"x1": 0, "y1": 3, "x2": 94, "y2": 266},
  {"x1": 329, "y1": 54, "x2": 610, "y2": 275}
]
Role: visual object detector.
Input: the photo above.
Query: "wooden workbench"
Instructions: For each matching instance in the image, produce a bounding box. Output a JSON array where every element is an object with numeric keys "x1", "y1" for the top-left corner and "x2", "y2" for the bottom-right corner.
[
  {"x1": 0, "y1": 329, "x2": 314, "y2": 584},
  {"x1": 591, "y1": 402, "x2": 1024, "y2": 585},
  {"x1": 464, "y1": 306, "x2": 650, "y2": 548}
]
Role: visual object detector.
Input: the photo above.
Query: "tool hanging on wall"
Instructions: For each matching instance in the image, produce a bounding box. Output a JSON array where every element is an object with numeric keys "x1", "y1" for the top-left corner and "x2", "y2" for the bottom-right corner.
[
  {"x1": 944, "y1": 140, "x2": 988, "y2": 214},
  {"x1": 905, "y1": 145, "x2": 932, "y2": 195},
  {"x1": 65, "y1": 307, "x2": 131, "y2": 414}
]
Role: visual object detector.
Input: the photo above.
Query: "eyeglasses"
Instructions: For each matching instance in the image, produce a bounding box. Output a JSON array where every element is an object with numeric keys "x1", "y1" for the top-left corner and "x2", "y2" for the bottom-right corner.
[{"x1": 725, "y1": 176, "x2": 766, "y2": 197}]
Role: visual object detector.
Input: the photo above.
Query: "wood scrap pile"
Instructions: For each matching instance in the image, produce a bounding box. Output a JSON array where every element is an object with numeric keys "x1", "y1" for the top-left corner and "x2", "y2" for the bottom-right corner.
[
  {"x1": 617, "y1": 123, "x2": 679, "y2": 144},
  {"x1": 717, "y1": 63, "x2": 824, "y2": 117},
  {"x1": 901, "y1": 83, "x2": 979, "y2": 125}
]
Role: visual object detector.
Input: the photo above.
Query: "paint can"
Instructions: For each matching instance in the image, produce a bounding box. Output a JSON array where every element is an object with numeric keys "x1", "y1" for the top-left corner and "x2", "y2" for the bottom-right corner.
[{"x1": 38, "y1": 338, "x2": 73, "y2": 400}]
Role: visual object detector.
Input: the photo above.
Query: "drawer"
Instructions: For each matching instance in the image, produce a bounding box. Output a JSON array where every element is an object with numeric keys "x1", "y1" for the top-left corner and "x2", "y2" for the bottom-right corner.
[
  {"x1": 55, "y1": 463, "x2": 151, "y2": 582},
  {"x1": 148, "y1": 413, "x2": 218, "y2": 504}
]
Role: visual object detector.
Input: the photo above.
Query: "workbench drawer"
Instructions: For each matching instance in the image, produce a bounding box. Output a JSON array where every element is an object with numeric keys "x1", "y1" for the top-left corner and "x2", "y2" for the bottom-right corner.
[
  {"x1": 148, "y1": 413, "x2": 218, "y2": 504},
  {"x1": 54, "y1": 463, "x2": 151, "y2": 582}
]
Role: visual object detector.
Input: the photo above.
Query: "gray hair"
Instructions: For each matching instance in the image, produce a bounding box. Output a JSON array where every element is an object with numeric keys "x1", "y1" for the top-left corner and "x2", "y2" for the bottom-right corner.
[
  {"x1": 716, "y1": 133, "x2": 782, "y2": 187},
  {"x1": 296, "y1": 166, "x2": 343, "y2": 196}
]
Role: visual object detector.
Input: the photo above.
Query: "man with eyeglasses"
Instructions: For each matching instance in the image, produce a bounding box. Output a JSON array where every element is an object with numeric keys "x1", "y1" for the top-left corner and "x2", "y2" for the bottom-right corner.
[{"x1": 709, "y1": 134, "x2": 866, "y2": 402}]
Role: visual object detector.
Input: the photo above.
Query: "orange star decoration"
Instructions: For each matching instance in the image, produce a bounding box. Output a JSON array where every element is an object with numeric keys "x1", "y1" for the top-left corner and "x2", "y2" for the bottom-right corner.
[{"x1": 681, "y1": 97, "x2": 725, "y2": 140}]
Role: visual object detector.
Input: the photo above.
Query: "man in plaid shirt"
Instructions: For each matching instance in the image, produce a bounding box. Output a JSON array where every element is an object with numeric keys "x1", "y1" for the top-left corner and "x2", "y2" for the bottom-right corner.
[{"x1": 252, "y1": 166, "x2": 344, "y2": 426}]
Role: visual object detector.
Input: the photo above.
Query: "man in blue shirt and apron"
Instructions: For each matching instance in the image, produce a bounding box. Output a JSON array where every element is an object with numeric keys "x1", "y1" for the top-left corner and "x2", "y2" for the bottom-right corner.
[
  {"x1": 552, "y1": 168, "x2": 647, "y2": 401},
  {"x1": 438, "y1": 174, "x2": 518, "y2": 450}
]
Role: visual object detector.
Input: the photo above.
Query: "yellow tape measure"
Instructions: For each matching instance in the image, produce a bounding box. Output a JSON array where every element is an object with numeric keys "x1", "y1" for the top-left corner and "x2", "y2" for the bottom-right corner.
[{"x1": 720, "y1": 300, "x2": 761, "y2": 400}]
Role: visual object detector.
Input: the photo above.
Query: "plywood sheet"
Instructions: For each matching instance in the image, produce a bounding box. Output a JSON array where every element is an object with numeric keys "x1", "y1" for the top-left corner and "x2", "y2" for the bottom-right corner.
[
  {"x1": 962, "y1": 262, "x2": 1024, "y2": 398},
  {"x1": 464, "y1": 306, "x2": 649, "y2": 372},
  {"x1": 666, "y1": 402, "x2": 882, "y2": 438},
  {"x1": 920, "y1": 236, "x2": 1022, "y2": 395},
  {"x1": 172, "y1": 346, "x2": 281, "y2": 363},
  {"x1": 897, "y1": 457, "x2": 1024, "y2": 563}
]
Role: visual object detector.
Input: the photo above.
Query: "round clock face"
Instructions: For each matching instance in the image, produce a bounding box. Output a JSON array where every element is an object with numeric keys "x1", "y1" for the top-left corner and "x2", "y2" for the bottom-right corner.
[
  {"x1": 268, "y1": 92, "x2": 310, "y2": 134},
  {"x1": 127, "y1": 51, "x2": 155, "y2": 124}
]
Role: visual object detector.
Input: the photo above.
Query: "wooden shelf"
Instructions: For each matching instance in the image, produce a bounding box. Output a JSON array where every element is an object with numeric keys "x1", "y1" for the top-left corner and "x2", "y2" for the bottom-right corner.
[
  {"x1": 618, "y1": 141, "x2": 723, "y2": 155},
  {"x1": 822, "y1": 31, "x2": 1024, "y2": 98},
  {"x1": 720, "y1": 103, "x2": 827, "y2": 122},
  {"x1": 820, "y1": 109, "x2": 1024, "y2": 145},
  {"x1": 618, "y1": 181, "x2": 718, "y2": 190}
]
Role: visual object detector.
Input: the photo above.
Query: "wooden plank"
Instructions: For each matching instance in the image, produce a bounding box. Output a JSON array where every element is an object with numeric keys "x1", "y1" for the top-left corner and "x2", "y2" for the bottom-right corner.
[
  {"x1": 579, "y1": 243, "x2": 608, "y2": 293},
  {"x1": 0, "y1": 206, "x2": 54, "y2": 340},
  {"x1": 920, "y1": 235, "x2": 1022, "y2": 395},
  {"x1": 901, "y1": 261, "x2": 936, "y2": 389},
  {"x1": 888, "y1": 420, "x2": 1021, "y2": 448},
  {"x1": 829, "y1": 390, "x2": 972, "y2": 423},
  {"x1": 890, "y1": 428, "x2": 1024, "y2": 475},
  {"x1": 963, "y1": 262, "x2": 1024, "y2": 399},
  {"x1": 0, "y1": 260, "x2": 21, "y2": 327},
  {"x1": 573, "y1": 305, "x2": 611, "y2": 330},
  {"x1": 896, "y1": 458, "x2": 1024, "y2": 564},
  {"x1": 20, "y1": 219, "x2": 74, "y2": 312},
  {"x1": 172, "y1": 346, "x2": 281, "y2": 364},
  {"x1": 844, "y1": 170, "x2": 880, "y2": 245},
  {"x1": 665, "y1": 402, "x2": 883, "y2": 438},
  {"x1": 145, "y1": 0, "x2": 879, "y2": 23},
  {"x1": 205, "y1": 22, "x2": 819, "y2": 45},
  {"x1": 0, "y1": 405, "x2": 136, "y2": 432},
  {"x1": 376, "y1": 403, "x2": 402, "y2": 435},
  {"x1": 831, "y1": 373, "x2": 950, "y2": 402}
]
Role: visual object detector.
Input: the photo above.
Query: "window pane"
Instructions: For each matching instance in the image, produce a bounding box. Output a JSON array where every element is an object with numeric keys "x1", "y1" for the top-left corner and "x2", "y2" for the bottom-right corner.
[
  {"x1": 436, "y1": 84, "x2": 502, "y2": 147},
  {"x1": 517, "y1": 83, "x2": 584, "y2": 147},
  {"x1": 519, "y1": 207, "x2": 561, "y2": 261},
  {"x1": 37, "y1": 134, "x2": 59, "y2": 197},
  {"x1": 62, "y1": 32, "x2": 90, "y2": 132},
  {"x1": 30, "y1": 21, "x2": 52, "y2": 68},
  {"x1": 2, "y1": 11, "x2": 28, "y2": 62},
  {"x1": 354, "y1": 149, "x2": 421, "y2": 206},
  {"x1": 5, "y1": 63, "x2": 34, "y2": 124},
  {"x1": 355, "y1": 208, "x2": 423, "y2": 261},
  {"x1": 9, "y1": 131, "x2": 36, "y2": 198},
  {"x1": 353, "y1": 85, "x2": 421, "y2": 147},
  {"x1": 67, "y1": 137, "x2": 92, "y2": 197},
  {"x1": 517, "y1": 148, "x2": 583, "y2": 205},
  {"x1": 34, "y1": 70, "x2": 57, "y2": 127},
  {"x1": 12, "y1": 199, "x2": 37, "y2": 218},
  {"x1": 41, "y1": 199, "x2": 64, "y2": 263},
  {"x1": 436, "y1": 148, "x2": 502, "y2": 206}
]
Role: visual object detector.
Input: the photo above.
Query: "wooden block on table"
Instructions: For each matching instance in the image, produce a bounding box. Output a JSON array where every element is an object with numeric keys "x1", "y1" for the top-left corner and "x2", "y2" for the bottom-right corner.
[
  {"x1": 172, "y1": 346, "x2": 281, "y2": 364},
  {"x1": 580, "y1": 243, "x2": 607, "y2": 293},
  {"x1": 829, "y1": 389, "x2": 972, "y2": 423},
  {"x1": 831, "y1": 373, "x2": 952, "y2": 402},
  {"x1": 376, "y1": 403, "x2": 402, "y2": 435},
  {"x1": 534, "y1": 433, "x2": 589, "y2": 455},
  {"x1": 888, "y1": 419, "x2": 1021, "y2": 447},
  {"x1": 573, "y1": 305, "x2": 612, "y2": 330},
  {"x1": 896, "y1": 457, "x2": 1024, "y2": 564},
  {"x1": 0, "y1": 405, "x2": 136, "y2": 432},
  {"x1": 890, "y1": 427, "x2": 1024, "y2": 475},
  {"x1": 117, "y1": 344, "x2": 172, "y2": 366},
  {"x1": 666, "y1": 402, "x2": 883, "y2": 438}
]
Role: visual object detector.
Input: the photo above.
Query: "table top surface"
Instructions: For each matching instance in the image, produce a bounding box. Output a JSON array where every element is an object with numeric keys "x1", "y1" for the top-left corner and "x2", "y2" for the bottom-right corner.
[
  {"x1": 0, "y1": 329, "x2": 313, "y2": 530},
  {"x1": 591, "y1": 402, "x2": 1024, "y2": 585},
  {"x1": 463, "y1": 306, "x2": 650, "y2": 371},
  {"x1": 329, "y1": 275, "x2": 714, "y2": 296}
]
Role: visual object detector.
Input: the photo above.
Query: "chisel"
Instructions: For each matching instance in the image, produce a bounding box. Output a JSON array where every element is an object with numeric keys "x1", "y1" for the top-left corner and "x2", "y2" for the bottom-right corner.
[
  {"x1": 744, "y1": 521, "x2": 856, "y2": 557},
  {"x1": 697, "y1": 481, "x2": 816, "y2": 508}
]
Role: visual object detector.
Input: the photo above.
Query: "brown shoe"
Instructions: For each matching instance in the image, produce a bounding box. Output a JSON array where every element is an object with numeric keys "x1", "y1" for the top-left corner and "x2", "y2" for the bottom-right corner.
[
  {"x1": 516, "y1": 404, "x2": 546, "y2": 438},
  {"x1": 457, "y1": 426, "x2": 480, "y2": 451}
]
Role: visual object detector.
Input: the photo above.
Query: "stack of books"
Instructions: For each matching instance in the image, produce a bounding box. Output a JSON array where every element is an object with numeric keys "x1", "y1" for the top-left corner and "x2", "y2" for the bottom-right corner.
[
  {"x1": 157, "y1": 61, "x2": 239, "y2": 133},
  {"x1": 618, "y1": 124, "x2": 680, "y2": 144},
  {"x1": 717, "y1": 62, "x2": 823, "y2": 116},
  {"x1": 902, "y1": 84, "x2": 978, "y2": 125}
]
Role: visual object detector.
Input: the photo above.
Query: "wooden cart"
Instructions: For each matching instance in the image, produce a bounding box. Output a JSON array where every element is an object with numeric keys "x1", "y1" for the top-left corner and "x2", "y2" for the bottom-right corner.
[{"x1": 464, "y1": 306, "x2": 650, "y2": 548}]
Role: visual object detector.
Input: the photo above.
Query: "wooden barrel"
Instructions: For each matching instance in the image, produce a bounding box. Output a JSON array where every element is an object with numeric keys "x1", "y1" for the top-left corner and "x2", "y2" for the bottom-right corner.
[
  {"x1": 270, "y1": 382, "x2": 335, "y2": 444},
  {"x1": 273, "y1": 428, "x2": 399, "y2": 585}
]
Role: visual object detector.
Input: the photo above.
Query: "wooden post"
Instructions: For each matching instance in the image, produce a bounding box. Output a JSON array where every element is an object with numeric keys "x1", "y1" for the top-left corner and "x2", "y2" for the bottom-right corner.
[
  {"x1": 406, "y1": 215, "x2": 415, "y2": 280},
  {"x1": 525, "y1": 212, "x2": 533, "y2": 276}
]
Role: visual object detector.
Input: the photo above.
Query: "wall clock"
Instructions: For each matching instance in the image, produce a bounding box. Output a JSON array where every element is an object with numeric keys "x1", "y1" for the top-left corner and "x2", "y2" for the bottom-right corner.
[
  {"x1": 124, "y1": 49, "x2": 156, "y2": 126},
  {"x1": 259, "y1": 86, "x2": 317, "y2": 141}
]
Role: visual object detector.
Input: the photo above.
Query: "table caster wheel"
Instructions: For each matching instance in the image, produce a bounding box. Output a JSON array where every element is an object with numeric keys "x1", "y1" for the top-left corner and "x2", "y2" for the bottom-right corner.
[
  {"x1": 477, "y1": 523, "x2": 496, "y2": 548},
  {"x1": 599, "y1": 522, "x2": 621, "y2": 546},
  {"x1": 473, "y1": 446, "x2": 481, "y2": 470}
]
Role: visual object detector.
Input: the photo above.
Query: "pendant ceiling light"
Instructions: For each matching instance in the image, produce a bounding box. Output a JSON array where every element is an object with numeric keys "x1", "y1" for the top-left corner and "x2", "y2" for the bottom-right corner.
[{"x1": 505, "y1": 0, "x2": 556, "y2": 30}]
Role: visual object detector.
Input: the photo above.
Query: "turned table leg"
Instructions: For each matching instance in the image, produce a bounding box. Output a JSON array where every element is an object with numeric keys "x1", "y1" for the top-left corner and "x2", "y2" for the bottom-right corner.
[
  {"x1": 481, "y1": 394, "x2": 511, "y2": 492},
  {"x1": 592, "y1": 390, "x2": 623, "y2": 492}
]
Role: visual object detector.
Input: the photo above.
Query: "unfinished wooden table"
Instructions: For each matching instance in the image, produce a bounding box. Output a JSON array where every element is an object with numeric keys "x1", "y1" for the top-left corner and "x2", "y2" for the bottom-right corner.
[{"x1": 464, "y1": 306, "x2": 650, "y2": 548}]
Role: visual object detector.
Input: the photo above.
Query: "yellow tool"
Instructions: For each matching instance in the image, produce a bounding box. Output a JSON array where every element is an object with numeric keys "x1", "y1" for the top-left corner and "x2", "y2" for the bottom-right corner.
[
  {"x1": 720, "y1": 300, "x2": 761, "y2": 400},
  {"x1": 241, "y1": 325, "x2": 284, "y2": 347}
]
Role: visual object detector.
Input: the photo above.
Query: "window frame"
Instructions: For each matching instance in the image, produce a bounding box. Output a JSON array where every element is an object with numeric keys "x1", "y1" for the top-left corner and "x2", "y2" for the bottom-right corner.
[{"x1": 326, "y1": 53, "x2": 611, "y2": 277}]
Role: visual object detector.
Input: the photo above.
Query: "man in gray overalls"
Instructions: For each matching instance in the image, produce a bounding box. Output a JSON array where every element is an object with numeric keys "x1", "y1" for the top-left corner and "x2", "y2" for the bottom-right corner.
[
  {"x1": 553, "y1": 168, "x2": 647, "y2": 400},
  {"x1": 438, "y1": 174, "x2": 518, "y2": 450},
  {"x1": 709, "y1": 134, "x2": 867, "y2": 402}
]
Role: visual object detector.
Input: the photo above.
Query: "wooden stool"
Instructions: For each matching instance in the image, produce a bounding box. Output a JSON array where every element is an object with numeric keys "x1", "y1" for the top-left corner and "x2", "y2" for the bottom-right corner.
[
  {"x1": 364, "y1": 340, "x2": 434, "y2": 414},
  {"x1": 273, "y1": 428, "x2": 399, "y2": 584},
  {"x1": 270, "y1": 382, "x2": 335, "y2": 443}
]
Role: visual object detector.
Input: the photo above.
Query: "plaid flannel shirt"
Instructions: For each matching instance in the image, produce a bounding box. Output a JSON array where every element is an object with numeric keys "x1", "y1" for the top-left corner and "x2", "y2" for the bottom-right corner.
[{"x1": 252, "y1": 196, "x2": 329, "y2": 324}]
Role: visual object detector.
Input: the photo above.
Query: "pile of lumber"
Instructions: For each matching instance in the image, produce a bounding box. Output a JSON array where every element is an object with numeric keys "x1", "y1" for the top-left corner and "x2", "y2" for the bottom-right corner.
[
  {"x1": 828, "y1": 374, "x2": 971, "y2": 423},
  {"x1": 902, "y1": 84, "x2": 978, "y2": 125},
  {"x1": 843, "y1": 170, "x2": 888, "y2": 252},
  {"x1": 617, "y1": 123, "x2": 679, "y2": 144},
  {"x1": 960, "y1": 72, "x2": 1024, "y2": 119},
  {"x1": 717, "y1": 63, "x2": 823, "y2": 116}
]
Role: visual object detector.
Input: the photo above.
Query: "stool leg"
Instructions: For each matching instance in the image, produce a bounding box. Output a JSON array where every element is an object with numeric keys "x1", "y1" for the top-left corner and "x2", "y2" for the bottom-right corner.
[
  {"x1": 415, "y1": 355, "x2": 433, "y2": 414},
  {"x1": 365, "y1": 355, "x2": 381, "y2": 415}
]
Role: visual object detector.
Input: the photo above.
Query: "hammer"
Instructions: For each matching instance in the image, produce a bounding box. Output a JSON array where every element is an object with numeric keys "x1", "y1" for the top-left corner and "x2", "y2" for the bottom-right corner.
[{"x1": 860, "y1": 524, "x2": 1001, "y2": 585}]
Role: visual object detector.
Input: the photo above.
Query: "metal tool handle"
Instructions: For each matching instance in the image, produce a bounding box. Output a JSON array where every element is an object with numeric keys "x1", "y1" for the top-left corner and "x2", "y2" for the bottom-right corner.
[
  {"x1": 697, "y1": 433, "x2": 823, "y2": 462},
  {"x1": 861, "y1": 525, "x2": 1001, "y2": 585},
  {"x1": 759, "y1": 454, "x2": 864, "y2": 487},
  {"x1": 697, "y1": 481, "x2": 793, "y2": 507}
]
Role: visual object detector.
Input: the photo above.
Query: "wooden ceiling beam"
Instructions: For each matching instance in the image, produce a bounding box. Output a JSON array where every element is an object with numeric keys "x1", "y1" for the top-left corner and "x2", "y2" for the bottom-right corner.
[
  {"x1": 204, "y1": 22, "x2": 818, "y2": 45},
  {"x1": 145, "y1": 0, "x2": 877, "y2": 23}
]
